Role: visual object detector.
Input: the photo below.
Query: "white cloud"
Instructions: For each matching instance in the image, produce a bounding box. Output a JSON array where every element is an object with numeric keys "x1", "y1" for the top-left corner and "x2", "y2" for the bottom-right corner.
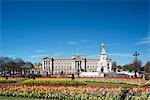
[
  {"x1": 34, "y1": 49, "x2": 46, "y2": 53},
  {"x1": 135, "y1": 40, "x2": 150, "y2": 45},
  {"x1": 107, "y1": 43, "x2": 120, "y2": 46},
  {"x1": 52, "y1": 52, "x2": 63, "y2": 56},
  {"x1": 67, "y1": 41, "x2": 80, "y2": 45},
  {"x1": 58, "y1": 41, "x2": 63, "y2": 44},
  {"x1": 109, "y1": 53, "x2": 131, "y2": 57},
  {"x1": 80, "y1": 40, "x2": 89, "y2": 43},
  {"x1": 6, "y1": 55, "x2": 16, "y2": 57},
  {"x1": 30, "y1": 55, "x2": 46, "y2": 58},
  {"x1": 80, "y1": 45, "x2": 98, "y2": 49},
  {"x1": 87, "y1": 55, "x2": 99, "y2": 58},
  {"x1": 134, "y1": 35, "x2": 150, "y2": 45},
  {"x1": 58, "y1": 40, "x2": 90, "y2": 46}
]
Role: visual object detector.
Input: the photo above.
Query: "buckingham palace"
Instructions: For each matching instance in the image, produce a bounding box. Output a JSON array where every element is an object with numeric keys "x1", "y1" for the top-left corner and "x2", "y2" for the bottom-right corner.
[
  {"x1": 42, "y1": 42, "x2": 112, "y2": 76},
  {"x1": 42, "y1": 56, "x2": 100, "y2": 75}
]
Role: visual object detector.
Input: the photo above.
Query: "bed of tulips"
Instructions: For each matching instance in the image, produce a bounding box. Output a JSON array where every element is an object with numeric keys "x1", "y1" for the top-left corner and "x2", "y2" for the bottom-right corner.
[
  {"x1": 0, "y1": 77, "x2": 27, "y2": 84},
  {"x1": 0, "y1": 84, "x2": 149, "y2": 99},
  {"x1": 146, "y1": 80, "x2": 150, "y2": 86},
  {"x1": 0, "y1": 78, "x2": 17, "y2": 83},
  {"x1": 22, "y1": 78, "x2": 86, "y2": 86},
  {"x1": 0, "y1": 77, "x2": 150, "y2": 99},
  {"x1": 78, "y1": 78, "x2": 147, "y2": 86},
  {"x1": 22, "y1": 78, "x2": 149, "y2": 86},
  {"x1": 0, "y1": 77, "x2": 149, "y2": 86}
]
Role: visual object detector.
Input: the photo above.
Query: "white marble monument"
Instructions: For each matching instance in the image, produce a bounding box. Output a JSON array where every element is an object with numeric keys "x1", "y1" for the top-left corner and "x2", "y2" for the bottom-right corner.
[{"x1": 80, "y1": 42, "x2": 112, "y2": 77}]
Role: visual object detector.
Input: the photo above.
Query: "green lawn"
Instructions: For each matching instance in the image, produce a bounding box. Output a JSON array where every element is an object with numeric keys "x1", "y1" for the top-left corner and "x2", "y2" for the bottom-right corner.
[
  {"x1": 86, "y1": 82, "x2": 138, "y2": 86},
  {"x1": 0, "y1": 82, "x2": 138, "y2": 86},
  {"x1": 0, "y1": 96, "x2": 46, "y2": 100}
]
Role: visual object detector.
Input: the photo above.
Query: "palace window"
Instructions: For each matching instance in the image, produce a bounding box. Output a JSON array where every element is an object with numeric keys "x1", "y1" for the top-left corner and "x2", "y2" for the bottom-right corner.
[{"x1": 107, "y1": 63, "x2": 109, "y2": 66}]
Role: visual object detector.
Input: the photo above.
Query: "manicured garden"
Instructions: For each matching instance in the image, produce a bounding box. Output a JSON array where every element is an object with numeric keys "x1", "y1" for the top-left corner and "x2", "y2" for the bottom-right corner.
[
  {"x1": 0, "y1": 77, "x2": 150, "y2": 99},
  {"x1": 0, "y1": 84, "x2": 150, "y2": 99},
  {"x1": 0, "y1": 77, "x2": 149, "y2": 86}
]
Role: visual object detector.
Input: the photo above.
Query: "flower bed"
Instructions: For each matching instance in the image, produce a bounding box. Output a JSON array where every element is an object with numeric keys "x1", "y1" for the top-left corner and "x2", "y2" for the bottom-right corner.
[
  {"x1": 0, "y1": 77, "x2": 148, "y2": 86},
  {"x1": 22, "y1": 78, "x2": 86, "y2": 86},
  {"x1": 0, "y1": 84, "x2": 149, "y2": 99},
  {"x1": 0, "y1": 78, "x2": 27, "y2": 83},
  {"x1": 0, "y1": 78, "x2": 17, "y2": 83},
  {"x1": 78, "y1": 78, "x2": 146, "y2": 86},
  {"x1": 22, "y1": 78, "x2": 147, "y2": 86},
  {"x1": 146, "y1": 80, "x2": 150, "y2": 86}
]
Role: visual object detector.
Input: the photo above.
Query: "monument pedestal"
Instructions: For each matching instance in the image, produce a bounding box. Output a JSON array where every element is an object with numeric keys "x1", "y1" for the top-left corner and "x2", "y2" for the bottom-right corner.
[
  {"x1": 79, "y1": 72, "x2": 105, "y2": 77},
  {"x1": 100, "y1": 73, "x2": 104, "y2": 77},
  {"x1": 79, "y1": 42, "x2": 111, "y2": 78}
]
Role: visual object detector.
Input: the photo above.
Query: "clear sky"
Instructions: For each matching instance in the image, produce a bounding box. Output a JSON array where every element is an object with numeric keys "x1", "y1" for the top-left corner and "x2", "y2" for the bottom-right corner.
[{"x1": 1, "y1": 0, "x2": 150, "y2": 65}]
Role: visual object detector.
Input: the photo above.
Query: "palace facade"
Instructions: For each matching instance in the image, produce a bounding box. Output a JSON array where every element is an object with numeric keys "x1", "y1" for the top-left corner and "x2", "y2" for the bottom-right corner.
[
  {"x1": 42, "y1": 43, "x2": 112, "y2": 76},
  {"x1": 42, "y1": 56, "x2": 100, "y2": 75}
]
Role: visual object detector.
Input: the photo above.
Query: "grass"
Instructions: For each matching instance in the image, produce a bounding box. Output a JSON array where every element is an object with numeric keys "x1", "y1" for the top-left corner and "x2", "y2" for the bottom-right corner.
[
  {"x1": 86, "y1": 81, "x2": 138, "y2": 86},
  {"x1": 0, "y1": 82, "x2": 138, "y2": 86},
  {"x1": 0, "y1": 96, "x2": 44, "y2": 100}
]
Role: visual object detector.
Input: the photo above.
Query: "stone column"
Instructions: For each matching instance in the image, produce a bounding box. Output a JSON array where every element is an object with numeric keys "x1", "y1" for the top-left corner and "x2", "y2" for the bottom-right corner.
[
  {"x1": 79, "y1": 61, "x2": 82, "y2": 70},
  {"x1": 77, "y1": 61, "x2": 80, "y2": 77},
  {"x1": 75, "y1": 61, "x2": 76, "y2": 70},
  {"x1": 109, "y1": 61, "x2": 112, "y2": 72},
  {"x1": 75, "y1": 61, "x2": 77, "y2": 75},
  {"x1": 84, "y1": 58, "x2": 86, "y2": 71}
]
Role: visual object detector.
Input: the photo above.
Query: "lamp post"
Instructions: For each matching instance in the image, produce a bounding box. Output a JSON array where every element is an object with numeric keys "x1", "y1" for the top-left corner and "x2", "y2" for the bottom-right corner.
[{"x1": 133, "y1": 51, "x2": 140, "y2": 77}]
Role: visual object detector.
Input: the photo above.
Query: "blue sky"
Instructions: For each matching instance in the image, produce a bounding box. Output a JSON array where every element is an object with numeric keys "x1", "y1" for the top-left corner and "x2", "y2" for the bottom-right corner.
[{"x1": 1, "y1": 0, "x2": 150, "y2": 65}]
